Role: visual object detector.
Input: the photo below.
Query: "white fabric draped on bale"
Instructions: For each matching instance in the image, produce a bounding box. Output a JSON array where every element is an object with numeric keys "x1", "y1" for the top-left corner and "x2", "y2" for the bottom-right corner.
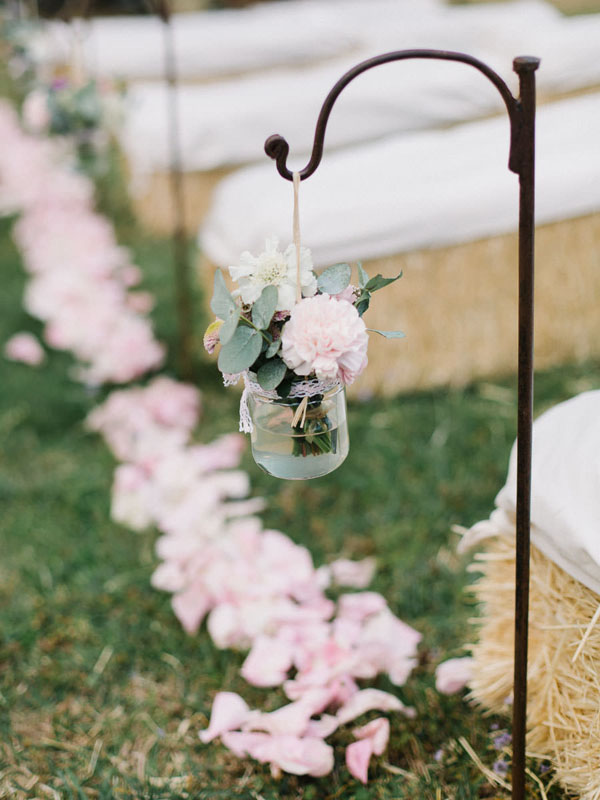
[
  {"x1": 200, "y1": 92, "x2": 600, "y2": 268},
  {"x1": 119, "y1": 0, "x2": 598, "y2": 176},
  {"x1": 34, "y1": 0, "x2": 443, "y2": 81},
  {"x1": 461, "y1": 391, "x2": 600, "y2": 597}
]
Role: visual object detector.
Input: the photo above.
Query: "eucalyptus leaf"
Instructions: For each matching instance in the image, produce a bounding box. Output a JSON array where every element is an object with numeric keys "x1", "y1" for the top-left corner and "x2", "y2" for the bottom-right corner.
[
  {"x1": 277, "y1": 376, "x2": 293, "y2": 399},
  {"x1": 367, "y1": 328, "x2": 406, "y2": 339},
  {"x1": 355, "y1": 290, "x2": 371, "y2": 317},
  {"x1": 218, "y1": 325, "x2": 262, "y2": 373},
  {"x1": 252, "y1": 285, "x2": 278, "y2": 330},
  {"x1": 257, "y1": 357, "x2": 288, "y2": 390},
  {"x1": 365, "y1": 272, "x2": 403, "y2": 292},
  {"x1": 210, "y1": 269, "x2": 236, "y2": 318},
  {"x1": 218, "y1": 306, "x2": 241, "y2": 345},
  {"x1": 357, "y1": 262, "x2": 369, "y2": 289},
  {"x1": 266, "y1": 337, "x2": 282, "y2": 358},
  {"x1": 317, "y1": 262, "x2": 352, "y2": 295},
  {"x1": 356, "y1": 300, "x2": 370, "y2": 317}
]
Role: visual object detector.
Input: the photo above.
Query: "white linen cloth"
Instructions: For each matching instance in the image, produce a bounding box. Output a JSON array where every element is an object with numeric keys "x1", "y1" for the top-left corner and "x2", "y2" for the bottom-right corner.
[
  {"x1": 33, "y1": 0, "x2": 442, "y2": 82},
  {"x1": 120, "y1": 0, "x2": 576, "y2": 175},
  {"x1": 200, "y1": 91, "x2": 600, "y2": 268},
  {"x1": 460, "y1": 391, "x2": 600, "y2": 596}
]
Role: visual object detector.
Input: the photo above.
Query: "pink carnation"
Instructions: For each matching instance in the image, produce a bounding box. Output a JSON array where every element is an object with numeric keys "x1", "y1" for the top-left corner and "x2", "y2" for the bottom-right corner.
[{"x1": 281, "y1": 294, "x2": 368, "y2": 385}]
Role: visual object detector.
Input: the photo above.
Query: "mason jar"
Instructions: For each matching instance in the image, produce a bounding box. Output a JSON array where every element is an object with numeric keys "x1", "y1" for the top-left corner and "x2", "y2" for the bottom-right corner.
[{"x1": 247, "y1": 382, "x2": 349, "y2": 480}]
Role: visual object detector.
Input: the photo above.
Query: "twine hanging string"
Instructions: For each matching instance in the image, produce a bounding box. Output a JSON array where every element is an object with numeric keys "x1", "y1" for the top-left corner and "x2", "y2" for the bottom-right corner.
[
  {"x1": 290, "y1": 170, "x2": 308, "y2": 428},
  {"x1": 292, "y1": 170, "x2": 302, "y2": 305}
]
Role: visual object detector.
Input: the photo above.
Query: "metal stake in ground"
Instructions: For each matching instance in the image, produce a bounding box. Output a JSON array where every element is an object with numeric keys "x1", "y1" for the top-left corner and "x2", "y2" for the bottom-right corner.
[
  {"x1": 155, "y1": 0, "x2": 194, "y2": 381},
  {"x1": 265, "y1": 49, "x2": 539, "y2": 800}
]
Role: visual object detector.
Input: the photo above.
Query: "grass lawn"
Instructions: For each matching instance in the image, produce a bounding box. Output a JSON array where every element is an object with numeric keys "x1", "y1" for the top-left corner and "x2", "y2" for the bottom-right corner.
[
  {"x1": 1, "y1": 195, "x2": 599, "y2": 799},
  {"x1": 449, "y1": 0, "x2": 600, "y2": 14}
]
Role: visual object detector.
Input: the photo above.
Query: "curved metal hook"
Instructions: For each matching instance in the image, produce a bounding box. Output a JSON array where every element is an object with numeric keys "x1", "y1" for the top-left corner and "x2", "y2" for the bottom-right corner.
[{"x1": 265, "y1": 49, "x2": 539, "y2": 180}]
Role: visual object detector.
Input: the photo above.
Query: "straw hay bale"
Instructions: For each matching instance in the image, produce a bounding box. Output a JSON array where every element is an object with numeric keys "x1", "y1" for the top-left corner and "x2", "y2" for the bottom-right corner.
[
  {"x1": 199, "y1": 211, "x2": 600, "y2": 395},
  {"x1": 469, "y1": 534, "x2": 600, "y2": 800},
  {"x1": 129, "y1": 167, "x2": 233, "y2": 236},
  {"x1": 125, "y1": 83, "x2": 600, "y2": 238}
]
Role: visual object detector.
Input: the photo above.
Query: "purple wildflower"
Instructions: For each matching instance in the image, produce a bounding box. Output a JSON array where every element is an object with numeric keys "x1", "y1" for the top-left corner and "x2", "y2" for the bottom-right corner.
[
  {"x1": 493, "y1": 759, "x2": 509, "y2": 776},
  {"x1": 492, "y1": 732, "x2": 512, "y2": 750}
]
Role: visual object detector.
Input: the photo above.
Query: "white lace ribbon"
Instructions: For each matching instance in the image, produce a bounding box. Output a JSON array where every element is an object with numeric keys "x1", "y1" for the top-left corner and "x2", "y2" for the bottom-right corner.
[{"x1": 238, "y1": 372, "x2": 340, "y2": 434}]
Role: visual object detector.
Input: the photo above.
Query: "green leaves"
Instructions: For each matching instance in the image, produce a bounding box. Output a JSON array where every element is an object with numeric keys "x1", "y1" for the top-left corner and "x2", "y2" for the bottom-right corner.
[
  {"x1": 217, "y1": 325, "x2": 262, "y2": 374},
  {"x1": 353, "y1": 264, "x2": 402, "y2": 317},
  {"x1": 266, "y1": 338, "x2": 282, "y2": 358},
  {"x1": 252, "y1": 285, "x2": 278, "y2": 330},
  {"x1": 355, "y1": 294, "x2": 370, "y2": 317},
  {"x1": 317, "y1": 263, "x2": 352, "y2": 295},
  {"x1": 367, "y1": 328, "x2": 406, "y2": 339},
  {"x1": 357, "y1": 262, "x2": 369, "y2": 289},
  {"x1": 211, "y1": 274, "x2": 277, "y2": 350},
  {"x1": 220, "y1": 310, "x2": 242, "y2": 345},
  {"x1": 257, "y1": 357, "x2": 288, "y2": 390},
  {"x1": 211, "y1": 269, "x2": 241, "y2": 345},
  {"x1": 210, "y1": 268, "x2": 235, "y2": 317},
  {"x1": 365, "y1": 272, "x2": 403, "y2": 292}
]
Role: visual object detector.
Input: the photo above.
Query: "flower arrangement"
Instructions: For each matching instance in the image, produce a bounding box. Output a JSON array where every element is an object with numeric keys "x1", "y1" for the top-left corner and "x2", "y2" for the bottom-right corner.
[
  {"x1": 205, "y1": 237, "x2": 403, "y2": 478},
  {"x1": 21, "y1": 78, "x2": 125, "y2": 176}
]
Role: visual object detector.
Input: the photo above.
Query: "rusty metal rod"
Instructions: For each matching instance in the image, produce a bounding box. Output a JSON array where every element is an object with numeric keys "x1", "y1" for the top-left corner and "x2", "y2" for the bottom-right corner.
[
  {"x1": 264, "y1": 49, "x2": 539, "y2": 799},
  {"x1": 511, "y1": 54, "x2": 539, "y2": 800}
]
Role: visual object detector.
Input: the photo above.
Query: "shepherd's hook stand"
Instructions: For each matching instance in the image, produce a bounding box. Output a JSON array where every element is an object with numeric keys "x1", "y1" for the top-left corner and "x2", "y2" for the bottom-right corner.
[
  {"x1": 265, "y1": 50, "x2": 539, "y2": 800},
  {"x1": 145, "y1": 0, "x2": 195, "y2": 381}
]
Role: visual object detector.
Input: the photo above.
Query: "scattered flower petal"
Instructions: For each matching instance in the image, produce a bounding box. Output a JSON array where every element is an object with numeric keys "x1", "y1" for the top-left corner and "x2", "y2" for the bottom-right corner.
[
  {"x1": 435, "y1": 656, "x2": 474, "y2": 694},
  {"x1": 199, "y1": 692, "x2": 252, "y2": 743},
  {"x1": 4, "y1": 332, "x2": 45, "y2": 365}
]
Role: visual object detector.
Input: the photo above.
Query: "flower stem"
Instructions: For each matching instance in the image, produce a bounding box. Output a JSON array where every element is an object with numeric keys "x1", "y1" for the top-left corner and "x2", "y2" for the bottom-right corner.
[{"x1": 238, "y1": 316, "x2": 272, "y2": 343}]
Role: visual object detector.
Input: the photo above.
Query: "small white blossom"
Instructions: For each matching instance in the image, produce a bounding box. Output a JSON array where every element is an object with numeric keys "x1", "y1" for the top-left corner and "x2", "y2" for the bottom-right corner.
[{"x1": 228, "y1": 237, "x2": 317, "y2": 312}]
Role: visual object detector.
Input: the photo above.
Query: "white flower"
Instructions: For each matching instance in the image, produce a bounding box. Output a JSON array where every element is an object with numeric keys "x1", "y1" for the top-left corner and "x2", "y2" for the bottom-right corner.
[{"x1": 228, "y1": 237, "x2": 317, "y2": 312}]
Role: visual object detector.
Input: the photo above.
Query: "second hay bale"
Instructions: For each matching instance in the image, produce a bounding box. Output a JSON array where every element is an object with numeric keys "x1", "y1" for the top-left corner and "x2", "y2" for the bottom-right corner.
[{"x1": 469, "y1": 534, "x2": 600, "y2": 800}]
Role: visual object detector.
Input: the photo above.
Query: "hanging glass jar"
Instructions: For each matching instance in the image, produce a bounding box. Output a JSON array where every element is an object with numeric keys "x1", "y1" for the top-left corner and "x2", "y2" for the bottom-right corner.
[{"x1": 245, "y1": 378, "x2": 349, "y2": 480}]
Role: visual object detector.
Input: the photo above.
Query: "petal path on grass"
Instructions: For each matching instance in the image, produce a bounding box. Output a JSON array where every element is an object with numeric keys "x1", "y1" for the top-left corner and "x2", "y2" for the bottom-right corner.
[{"x1": 0, "y1": 99, "x2": 424, "y2": 784}]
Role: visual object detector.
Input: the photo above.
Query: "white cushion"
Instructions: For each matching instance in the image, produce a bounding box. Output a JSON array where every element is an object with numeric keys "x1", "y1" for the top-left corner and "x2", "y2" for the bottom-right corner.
[
  {"x1": 200, "y1": 92, "x2": 600, "y2": 268},
  {"x1": 485, "y1": 391, "x2": 600, "y2": 595}
]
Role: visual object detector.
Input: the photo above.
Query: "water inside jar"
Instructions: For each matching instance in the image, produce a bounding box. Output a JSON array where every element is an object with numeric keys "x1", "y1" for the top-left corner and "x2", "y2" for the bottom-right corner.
[{"x1": 250, "y1": 401, "x2": 349, "y2": 480}]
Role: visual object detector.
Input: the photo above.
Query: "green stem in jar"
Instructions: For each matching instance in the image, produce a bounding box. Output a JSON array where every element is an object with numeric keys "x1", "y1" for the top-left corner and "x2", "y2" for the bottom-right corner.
[{"x1": 290, "y1": 397, "x2": 335, "y2": 458}]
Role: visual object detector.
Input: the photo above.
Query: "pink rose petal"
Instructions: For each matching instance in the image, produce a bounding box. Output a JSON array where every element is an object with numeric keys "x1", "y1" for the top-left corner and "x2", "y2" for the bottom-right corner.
[
  {"x1": 222, "y1": 731, "x2": 334, "y2": 777},
  {"x1": 240, "y1": 635, "x2": 294, "y2": 687},
  {"x1": 352, "y1": 717, "x2": 390, "y2": 755},
  {"x1": 329, "y1": 558, "x2": 376, "y2": 589},
  {"x1": 305, "y1": 714, "x2": 339, "y2": 739},
  {"x1": 221, "y1": 730, "x2": 269, "y2": 758},
  {"x1": 336, "y1": 688, "x2": 413, "y2": 725},
  {"x1": 337, "y1": 592, "x2": 388, "y2": 622},
  {"x1": 172, "y1": 584, "x2": 211, "y2": 636},
  {"x1": 435, "y1": 656, "x2": 474, "y2": 694},
  {"x1": 346, "y1": 738, "x2": 373, "y2": 784},
  {"x1": 199, "y1": 692, "x2": 251, "y2": 743},
  {"x1": 4, "y1": 332, "x2": 45, "y2": 365}
]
